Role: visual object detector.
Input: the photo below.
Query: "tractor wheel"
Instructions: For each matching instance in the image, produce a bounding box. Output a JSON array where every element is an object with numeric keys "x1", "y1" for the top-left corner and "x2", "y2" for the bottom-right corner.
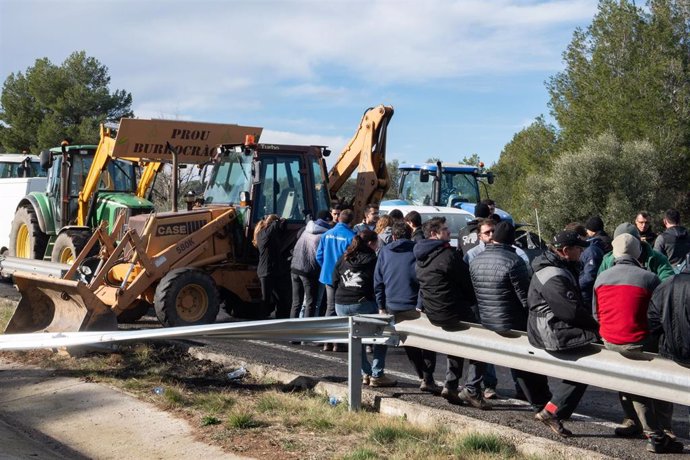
[
  {"x1": 9, "y1": 206, "x2": 48, "y2": 259},
  {"x1": 51, "y1": 230, "x2": 94, "y2": 264},
  {"x1": 117, "y1": 300, "x2": 152, "y2": 324},
  {"x1": 153, "y1": 268, "x2": 220, "y2": 327}
]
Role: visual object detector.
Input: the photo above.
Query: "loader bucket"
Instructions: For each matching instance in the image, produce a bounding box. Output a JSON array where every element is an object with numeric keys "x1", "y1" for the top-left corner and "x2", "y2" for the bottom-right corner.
[{"x1": 5, "y1": 272, "x2": 118, "y2": 333}]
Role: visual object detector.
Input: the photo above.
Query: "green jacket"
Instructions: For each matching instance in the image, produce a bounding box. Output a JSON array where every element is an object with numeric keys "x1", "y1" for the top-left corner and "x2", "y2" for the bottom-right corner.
[{"x1": 598, "y1": 241, "x2": 675, "y2": 281}]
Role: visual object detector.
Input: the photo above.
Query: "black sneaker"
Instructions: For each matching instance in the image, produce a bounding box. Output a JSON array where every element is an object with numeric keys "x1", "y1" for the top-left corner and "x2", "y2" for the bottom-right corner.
[
  {"x1": 420, "y1": 380, "x2": 442, "y2": 395},
  {"x1": 441, "y1": 387, "x2": 464, "y2": 405},
  {"x1": 535, "y1": 409, "x2": 572, "y2": 437},
  {"x1": 614, "y1": 418, "x2": 643, "y2": 438},
  {"x1": 459, "y1": 387, "x2": 492, "y2": 410},
  {"x1": 646, "y1": 434, "x2": 685, "y2": 454}
]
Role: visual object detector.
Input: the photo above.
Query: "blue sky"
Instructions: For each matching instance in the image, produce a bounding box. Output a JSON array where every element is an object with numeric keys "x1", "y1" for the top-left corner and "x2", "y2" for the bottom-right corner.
[{"x1": 0, "y1": 0, "x2": 598, "y2": 167}]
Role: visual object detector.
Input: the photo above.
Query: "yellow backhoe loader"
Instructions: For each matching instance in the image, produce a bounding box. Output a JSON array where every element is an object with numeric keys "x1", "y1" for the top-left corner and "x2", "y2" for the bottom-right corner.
[{"x1": 4, "y1": 106, "x2": 393, "y2": 333}]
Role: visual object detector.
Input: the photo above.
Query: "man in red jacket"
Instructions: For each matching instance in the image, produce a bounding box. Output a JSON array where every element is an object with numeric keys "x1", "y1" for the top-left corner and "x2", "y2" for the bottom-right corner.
[{"x1": 593, "y1": 233, "x2": 682, "y2": 454}]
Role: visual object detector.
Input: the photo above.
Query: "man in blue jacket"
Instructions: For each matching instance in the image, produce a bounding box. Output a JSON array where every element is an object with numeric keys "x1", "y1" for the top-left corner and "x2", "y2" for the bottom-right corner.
[
  {"x1": 375, "y1": 222, "x2": 440, "y2": 394},
  {"x1": 316, "y1": 209, "x2": 355, "y2": 351}
]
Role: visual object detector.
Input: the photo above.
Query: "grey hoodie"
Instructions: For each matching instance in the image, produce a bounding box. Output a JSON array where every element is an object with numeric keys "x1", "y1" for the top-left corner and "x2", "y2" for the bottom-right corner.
[{"x1": 291, "y1": 220, "x2": 330, "y2": 276}]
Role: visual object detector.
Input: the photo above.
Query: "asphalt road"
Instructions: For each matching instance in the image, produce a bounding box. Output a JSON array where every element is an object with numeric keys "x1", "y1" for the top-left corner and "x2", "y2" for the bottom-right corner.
[{"x1": 1, "y1": 279, "x2": 688, "y2": 458}]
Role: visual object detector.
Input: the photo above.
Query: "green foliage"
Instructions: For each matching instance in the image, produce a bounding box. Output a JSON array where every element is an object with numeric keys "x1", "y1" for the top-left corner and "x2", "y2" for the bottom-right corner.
[
  {"x1": 384, "y1": 159, "x2": 400, "y2": 199},
  {"x1": 546, "y1": 0, "x2": 690, "y2": 207},
  {"x1": 200, "y1": 415, "x2": 221, "y2": 426},
  {"x1": 227, "y1": 411, "x2": 262, "y2": 429},
  {"x1": 491, "y1": 117, "x2": 560, "y2": 223},
  {"x1": 524, "y1": 132, "x2": 661, "y2": 237},
  {"x1": 459, "y1": 153, "x2": 481, "y2": 166},
  {"x1": 0, "y1": 51, "x2": 133, "y2": 152}
]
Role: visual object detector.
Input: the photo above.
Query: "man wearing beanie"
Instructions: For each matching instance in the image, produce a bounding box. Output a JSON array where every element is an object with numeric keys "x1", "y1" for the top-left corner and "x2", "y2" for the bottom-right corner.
[
  {"x1": 593, "y1": 234, "x2": 681, "y2": 453},
  {"x1": 465, "y1": 218, "x2": 530, "y2": 268},
  {"x1": 470, "y1": 221, "x2": 541, "y2": 402},
  {"x1": 598, "y1": 222, "x2": 675, "y2": 281},
  {"x1": 585, "y1": 215, "x2": 613, "y2": 253}
]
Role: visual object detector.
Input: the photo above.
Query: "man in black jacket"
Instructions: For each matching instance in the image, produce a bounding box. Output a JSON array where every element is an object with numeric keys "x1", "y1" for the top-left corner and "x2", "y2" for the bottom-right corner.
[
  {"x1": 414, "y1": 217, "x2": 490, "y2": 410},
  {"x1": 654, "y1": 209, "x2": 690, "y2": 267},
  {"x1": 470, "y1": 221, "x2": 547, "y2": 403},
  {"x1": 528, "y1": 230, "x2": 599, "y2": 437}
]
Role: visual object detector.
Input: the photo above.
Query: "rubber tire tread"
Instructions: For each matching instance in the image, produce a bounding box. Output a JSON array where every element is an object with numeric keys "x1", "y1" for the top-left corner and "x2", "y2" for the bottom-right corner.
[
  {"x1": 153, "y1": 268, "x2": 220, "y2": 327},
  {"x1": 50, "y1": 230, "x2": 95, "y2": 263},
  {"x1": 9, "y1": 205, "x2": 48, "y2": 259}
]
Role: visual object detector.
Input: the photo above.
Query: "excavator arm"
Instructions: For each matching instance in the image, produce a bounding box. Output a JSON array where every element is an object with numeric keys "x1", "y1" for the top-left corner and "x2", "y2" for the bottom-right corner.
[
  {"x1": 327, "y1": 104, "x2": 394, "y2": 223},
  {"x1": 136, "y1": 161, "x2": 163, "y2": 199}
]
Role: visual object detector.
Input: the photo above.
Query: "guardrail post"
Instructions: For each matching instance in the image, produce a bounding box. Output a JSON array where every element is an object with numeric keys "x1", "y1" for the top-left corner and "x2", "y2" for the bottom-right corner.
[{"x1": 348, "y1": 316, "x2": 362, "y2": 411}]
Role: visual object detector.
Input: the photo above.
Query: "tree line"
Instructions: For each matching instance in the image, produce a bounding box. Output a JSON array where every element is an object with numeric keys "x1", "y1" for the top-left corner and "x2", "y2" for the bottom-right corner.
[{"x1": 491, "y1": 0, "x2": 690, "y2": 236}]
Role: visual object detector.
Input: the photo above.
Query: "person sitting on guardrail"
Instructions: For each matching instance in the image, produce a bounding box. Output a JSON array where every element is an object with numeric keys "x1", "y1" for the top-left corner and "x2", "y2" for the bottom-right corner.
[
  {"x1": 564, "y1": 222, "x2": 605, "y2": 309},
  {"x1": 593, "y1": 234, "x2": 683, "y2": 454},
  {"x1": 527, "y1": 230, "x2": 600, "y2": 437},
  {"x1": 469, "y1": 221, "x2": 541, "y2": 403},
  {"x1": 414, "y1": 217, "x2": 490, "y2": 410},
  {"x1": 333, "y1": 229, "x2": 396, "y2": 387},
  {"x1": 375, "y1": 221, "x2": 440, "y2": 394},
  {"x1": 654, "y1": 209, "x2": 690, "y2": 269}
]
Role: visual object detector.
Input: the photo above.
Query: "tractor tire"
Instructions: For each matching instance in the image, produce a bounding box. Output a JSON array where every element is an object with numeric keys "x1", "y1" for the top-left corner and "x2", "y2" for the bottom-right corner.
[
  {"x1": 117, "y1": 300, "x2": 152, "y2": 324},
  {"x1": 51, "y1": 230, "x2": 94, "y2": 265},
  {"x1": 153, "y1": 268, "x2": 220, "y2": 327},
  {"x1": 9, "y1": 206, "x2": 48, "y2": 259}
]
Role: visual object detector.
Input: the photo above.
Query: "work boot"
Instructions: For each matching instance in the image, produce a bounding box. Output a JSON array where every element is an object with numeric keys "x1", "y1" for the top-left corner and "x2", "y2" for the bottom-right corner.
[
  {"x1": 369, "y1": 374, "x2": 397, "y2": 387},
  {"x1": 322, "y1": 343, "x2": 333, "y2": 352},
  {"x1": 441, "y1": 387, "x2": 464, "y2": 405},
  {"x1": 458, "y1": 387, "x2": 492, "y2": 410},
  {"x1": 535, "y1": 409, "x2": 572, "y2": 437},
  {"x1": 614, "y1": 418, "x2": 643, "y2": 438},
  {"x1": 419, "y1": 380, "x2": 442, "y2": 395},
  {"x1": 362, "y1": 375, "x2": 370, "y2": 386},
  {"x1": 332, "y1": 343, "x2": 348, "y2": 353},
  {"x1": 646, "y1": 434, "x2": 685, "y2": 454},
  {"x1": 365, "y1": 345, "x2": 374, "y2": 354}
]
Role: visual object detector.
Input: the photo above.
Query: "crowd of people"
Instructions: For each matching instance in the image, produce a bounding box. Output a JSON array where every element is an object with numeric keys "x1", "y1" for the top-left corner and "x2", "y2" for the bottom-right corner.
[{"x1": 252, "y1": 202, "x2": 690, "y2": 454}]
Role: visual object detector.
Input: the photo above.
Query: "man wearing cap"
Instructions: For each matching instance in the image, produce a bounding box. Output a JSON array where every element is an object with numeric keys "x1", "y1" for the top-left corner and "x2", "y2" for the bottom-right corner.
[
  {"x1": 527, "y1": 230, "x2": 600, "y2": 437},
  {"x1": 593, "y1": 234, "x2": 681, "y2": 453},
  {"x1": 598, "y1": 223, "x2": 675, "y2": 281},
  {"x1": 457, "y1": 202, "x2": 492, "y2": 258}
]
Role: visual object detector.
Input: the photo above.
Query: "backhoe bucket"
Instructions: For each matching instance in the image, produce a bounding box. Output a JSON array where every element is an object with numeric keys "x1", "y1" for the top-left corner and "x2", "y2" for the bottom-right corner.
[{"x1": 5, "y1": 272, "x2": 118, "y2": 333}]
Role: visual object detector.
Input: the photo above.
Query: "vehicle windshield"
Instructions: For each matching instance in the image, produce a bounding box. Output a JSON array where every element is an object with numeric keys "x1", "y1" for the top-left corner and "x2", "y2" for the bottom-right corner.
[
  {"x1": 400, "y1": 171, "x2": 433, "y2": 205},
  {"x1": 311, "y1": 158, "x2": 330, "y2": 215},
  {"x1": 419, "y1": 212, "x2": 473, "y2": 240},
  {"x1": 0, "y1": 160, "x2": 46, "y2": 178},
  {"x1": 443, "y1": 172, "x2": 480, "y2": 205},
  {"x1": 203, "y1": 151, "x2": 252, "y2": 205}
]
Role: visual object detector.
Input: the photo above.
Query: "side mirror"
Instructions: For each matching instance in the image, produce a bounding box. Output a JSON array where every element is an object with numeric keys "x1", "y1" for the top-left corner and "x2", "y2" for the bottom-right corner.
[
  {"x1": 40, "y1": 150, "x2": 52, "y2": 170},
  {"x1": 252, "y1": 160, "x2": 262, "y2": 184},
  {"x1": 420, "y1": 170, "x2": 429, "y2": 183},
  {"x1": 486, "y1": 172, "x2": 495, "y2": 185}
]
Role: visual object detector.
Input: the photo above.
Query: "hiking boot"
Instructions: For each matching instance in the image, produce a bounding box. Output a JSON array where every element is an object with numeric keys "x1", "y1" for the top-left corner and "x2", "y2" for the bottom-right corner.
[
  {"x1": 322, "y1": 343, "x2": 333, "y2": 352},
  {"x1": 365, "y1": 345, "x2": 374, "y2": 353},
  {"x1": 646, "y1": 434, "x2": 685, "y2": 454},
  {"x1": 535, "y1": 409, "x2": 572, "y2": 437},
  {"x1": 362, "y1": 375, "x2": 371, "y2": 386},
  {"x1": 441, "y1": 387, "x2": 464, "y2": 405},
  {"x1": 614, "y1": 418, "x2": 643, "y2": 438},
  {"x1": 420, "y1": 380, "x2": 442, "y2": 395},
  {"x1": 459, "y1": 387, "x2": 492, "y2": 410},
  {"x1": 369, "y1": 374, "x2": 397, "y2": 387},
  {"x1": 483, "y1": 386, "x2": 497, "y2": 400}
]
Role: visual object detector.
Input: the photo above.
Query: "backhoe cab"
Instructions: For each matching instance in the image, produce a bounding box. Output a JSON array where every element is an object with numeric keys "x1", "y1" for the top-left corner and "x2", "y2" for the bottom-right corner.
[{"x1": 4, "y1": 125, "x2": 333, "y2": 333}]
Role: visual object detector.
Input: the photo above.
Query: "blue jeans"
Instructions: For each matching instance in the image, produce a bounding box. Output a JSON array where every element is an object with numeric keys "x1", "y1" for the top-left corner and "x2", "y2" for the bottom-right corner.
[{"x1": 335, "y1": 300, "x2": 388, "y2": 378}]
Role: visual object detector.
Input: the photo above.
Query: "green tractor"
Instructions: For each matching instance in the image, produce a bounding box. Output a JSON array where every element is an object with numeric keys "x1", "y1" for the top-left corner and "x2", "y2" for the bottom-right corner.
[{"x1": 9, "y1": 133, "x2": 155, "y2": 263}]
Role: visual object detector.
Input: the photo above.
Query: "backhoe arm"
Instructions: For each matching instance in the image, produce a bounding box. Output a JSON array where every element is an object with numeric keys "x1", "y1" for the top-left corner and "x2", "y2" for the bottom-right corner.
[
  {"x1": 327, "y1": 105, "x2": 394, "y2": 223},
  {"x1": 136, "y1": 161, "x2": 163, "y2": 198}
]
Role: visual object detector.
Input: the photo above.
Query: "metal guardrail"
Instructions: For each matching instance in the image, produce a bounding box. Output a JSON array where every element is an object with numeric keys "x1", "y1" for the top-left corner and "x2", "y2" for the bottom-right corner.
[{"x1": 0, "y1": 314, "x2": 687, "y2": 411}]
